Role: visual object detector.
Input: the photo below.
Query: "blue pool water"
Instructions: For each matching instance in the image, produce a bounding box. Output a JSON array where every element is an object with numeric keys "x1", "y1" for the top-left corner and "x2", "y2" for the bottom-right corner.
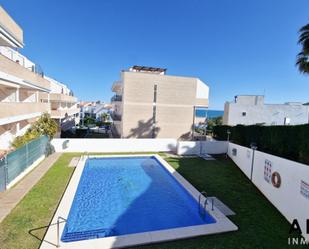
[{"x1": 61, "y1": 157, "x2": 216, "y2": 242}]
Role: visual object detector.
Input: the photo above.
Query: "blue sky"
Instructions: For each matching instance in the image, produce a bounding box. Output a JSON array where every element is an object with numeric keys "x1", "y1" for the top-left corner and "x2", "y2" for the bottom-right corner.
[{"x1": 2, "y1": 0, "x2": 309, "y2": 110}]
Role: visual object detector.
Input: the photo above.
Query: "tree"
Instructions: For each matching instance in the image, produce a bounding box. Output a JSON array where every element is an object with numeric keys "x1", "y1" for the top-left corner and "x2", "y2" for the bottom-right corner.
[
  {"x1": 84, "y1": 116, "x2": 95, "y2": 126},
  {"x1": 30, "y1": 113, "x2": 58, "y2": 139},
  {"x1": 100, "y1": 112, "x2": 110, "y2": 122},
  {"x1": 296, "y1": 23, "x2": 309, "y2": 74},
  {"x1": 11, "y1": 113, "x2": 57, "y2": 148}
]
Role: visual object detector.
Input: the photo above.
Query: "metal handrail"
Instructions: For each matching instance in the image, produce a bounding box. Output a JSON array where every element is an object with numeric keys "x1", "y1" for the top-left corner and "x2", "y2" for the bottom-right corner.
[
  {"x1": 56, "y1": 216, "x2": 67, "y2": 248},
  {"x1": 198, "y1": 191, "x2": 207, "y2": 218}
]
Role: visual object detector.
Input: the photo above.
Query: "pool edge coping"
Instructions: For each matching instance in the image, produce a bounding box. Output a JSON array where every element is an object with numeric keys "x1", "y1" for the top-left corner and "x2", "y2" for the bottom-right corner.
[{"x1": 40, "y1": 154, "x2": 238, "y2": 249}]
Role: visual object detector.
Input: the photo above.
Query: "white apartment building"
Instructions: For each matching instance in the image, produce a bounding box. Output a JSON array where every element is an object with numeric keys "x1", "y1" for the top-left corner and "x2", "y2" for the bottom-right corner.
[
  {"x1": 39, "y1": 77, "x2": 79, "y2": 132},
  {"x1": 111, "y1": 66, "x2": 209, "y2": 139},
  {"x1": 223, "y1": 95, "x2": 309, "y2": 126},
  {"x1": 0, "y1": 6, "x2": 78, "y2": 151}
]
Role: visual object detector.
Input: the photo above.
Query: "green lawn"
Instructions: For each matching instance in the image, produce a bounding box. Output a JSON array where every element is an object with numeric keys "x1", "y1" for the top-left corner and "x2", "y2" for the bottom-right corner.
[
  {"x1": 0, "y1": 154, "x2": 299, "y2": 249},
  {"x1": 0, "y1": 153, "x2": 77, "y2": 249}
]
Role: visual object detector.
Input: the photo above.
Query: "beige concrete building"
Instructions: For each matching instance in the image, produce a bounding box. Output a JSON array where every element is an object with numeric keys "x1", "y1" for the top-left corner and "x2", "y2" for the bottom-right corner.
[
  {"x1": 0, "y1": 6, "x2": 78, "y2": 151},
  {"x1": 111, "y1": 66, "x2": 209, "y2": 139}
]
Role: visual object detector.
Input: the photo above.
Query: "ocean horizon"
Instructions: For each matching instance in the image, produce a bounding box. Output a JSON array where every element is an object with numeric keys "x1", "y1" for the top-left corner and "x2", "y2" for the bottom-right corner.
[{"x1": 196, "y1": 109, "x2": 224, "y2": 118}]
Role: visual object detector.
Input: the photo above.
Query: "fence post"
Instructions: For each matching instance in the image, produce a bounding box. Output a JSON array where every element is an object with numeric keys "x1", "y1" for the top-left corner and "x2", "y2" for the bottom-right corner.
[
  {"x1": 4, "y1": 156, "x2": 8, "y2": 190},
  {"x1": 26, "y1": 142, "x2": 29, "y2": 170},
  {"x1": 250, "y1": 143, "x2": 257, "y2": 181}
]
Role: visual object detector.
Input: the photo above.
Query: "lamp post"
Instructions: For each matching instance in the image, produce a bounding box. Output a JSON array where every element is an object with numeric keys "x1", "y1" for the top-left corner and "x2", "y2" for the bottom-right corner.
[
  {"x1": 227, "y1": 130, "x2": 231, "y2": 142},
  {"x1": 250, "y1": 143, "x2": 258, "y2": 181}
]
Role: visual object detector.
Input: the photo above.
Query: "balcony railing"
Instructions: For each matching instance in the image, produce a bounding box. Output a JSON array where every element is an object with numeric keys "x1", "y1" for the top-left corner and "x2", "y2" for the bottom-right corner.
[
  {"x1": 0, "y1": 54, "x2": 50, "y2": 90},
  {"x1": 0, "y1": 6, "x2": 24, "y2": 47},
  {"x1": 112, "y1": 80, "x2": 122, "y2": 92},
  {"x1": 39, "y1": 93, "x2": 77, "y2": 103},
  {"x1": 111, "y1": 113, "x2": 122, "y2": 121},
  {"x1": 51, "y1": 108, "x2": 80, "y2": 119},
  {"x1": 0, "y1": 102, "x2": 50, "y2": 123},
  {"x1": 111, "y1": 95, "x2": 122, "y2": 102}
]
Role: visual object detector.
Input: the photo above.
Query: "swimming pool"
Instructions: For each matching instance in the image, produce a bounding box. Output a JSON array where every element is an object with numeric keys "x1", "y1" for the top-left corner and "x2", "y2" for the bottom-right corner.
[
  {"x1": 61, "y1": 156, "x2": 215, "y2": 242},
  {"x1": 40, "y1": 154, "x2": 237, "y2": 249}
]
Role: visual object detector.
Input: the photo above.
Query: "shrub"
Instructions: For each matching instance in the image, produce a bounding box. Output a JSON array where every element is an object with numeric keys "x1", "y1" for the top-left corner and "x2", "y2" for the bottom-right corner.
[
  {"x1": 213, "y1": 124, "x2": 309, "y2": 165},
  {"x1": 12, "y1": 113, "x2": 58, "y2": 149}
]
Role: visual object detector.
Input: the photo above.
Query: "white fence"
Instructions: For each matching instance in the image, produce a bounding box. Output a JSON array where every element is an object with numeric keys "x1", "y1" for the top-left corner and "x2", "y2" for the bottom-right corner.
[
  {"x1": 51, "y1": 139, "x2": 178, "y2": 153},
  {"x1": 51, "y1": 138, "x2": 228, "y2": 155},
  {"x1": 177, "y1": 141, "x2": 228, "y2": 155},
  {"x1": 228, "y1": 142, "x2": 309, "y2": 240}
]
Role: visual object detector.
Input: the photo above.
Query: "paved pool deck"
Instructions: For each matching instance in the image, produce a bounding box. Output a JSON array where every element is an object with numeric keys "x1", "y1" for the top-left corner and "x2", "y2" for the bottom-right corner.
[{"x1": 0, "y1": 153, "x2": 62, "y2": 223}]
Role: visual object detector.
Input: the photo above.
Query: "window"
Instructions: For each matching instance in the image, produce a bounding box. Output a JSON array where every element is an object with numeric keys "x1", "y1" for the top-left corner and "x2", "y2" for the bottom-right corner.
[
  {"x1": 153, "y1": 84, "x2": 157, "y2": 103},
  {"x1": 242, "y1": 112, "x2": 247, "y2": 116},
  {"x1": 152, "y1": 84, "x2": 157, "y2": 138}
]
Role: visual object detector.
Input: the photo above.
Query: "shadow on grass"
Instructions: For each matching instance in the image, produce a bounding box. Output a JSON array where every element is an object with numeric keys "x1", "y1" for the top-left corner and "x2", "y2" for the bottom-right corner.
[{"x1": 28, "y1": 222, "x2": 59, "y2": 247}]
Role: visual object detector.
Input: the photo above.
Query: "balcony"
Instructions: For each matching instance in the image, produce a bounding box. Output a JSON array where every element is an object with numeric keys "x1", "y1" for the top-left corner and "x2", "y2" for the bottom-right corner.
[
  {"x1": 111, "y1": 95, "x2": 122, "y2": 102},
  {"x1": 39, "y1": 93, "x2": 77, "y2": 103},
  {"x1": 0, "y1": 6, "x2": 23, "y2": 48},
  {"x1": 112, "y1": 81, "x2": 122, "y2": 93},
  {"x1": 51, "y1": 108, "x2": 80, "y2": 119},
  {"x1": 0, "y1": 54, "x2": 50, "y2": 90},
  {"x1": 195, "y1": 98, "x2": 209, "y2": 107},
  {"x1": 111, "y1": 113, "x2": 122, "y2": 121},
  {"x1": 0, "y1": 102, "x2": 50, "y2": 125}
]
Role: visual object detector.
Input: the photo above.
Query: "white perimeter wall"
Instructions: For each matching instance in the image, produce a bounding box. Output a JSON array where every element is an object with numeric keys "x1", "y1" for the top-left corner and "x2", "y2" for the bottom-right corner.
[
  {"x1": 51, "y1": 139, "x2": 228, "y2": 155},
  {"x1": 51, "y1": 139, "x2": 178, "y2": 153},
  {"x1": 177, "y1": 141, "x2": 228, "y2": 155},
  {"x1": 228, "y1": 142, "x2": 309, "y2": 240}
]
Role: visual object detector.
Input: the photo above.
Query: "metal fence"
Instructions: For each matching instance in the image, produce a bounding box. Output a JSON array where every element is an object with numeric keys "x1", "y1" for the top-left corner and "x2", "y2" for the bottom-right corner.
[{"x1": 0, "y1": 136, "x2": 49, "y2": 192}]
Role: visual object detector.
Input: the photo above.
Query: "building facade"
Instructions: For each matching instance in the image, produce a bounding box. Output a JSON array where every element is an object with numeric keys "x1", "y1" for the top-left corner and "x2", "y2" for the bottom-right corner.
[
  {"x1": 39, "y1": 77, "x2": 79, "y2": 133},
  {"x1": 111, "y1": 66, "x2": 209, "y2": 139},
  {"x1": 0, "y1": 6, "x2": 78, "y2": 151},
  {"x1": 223, "y1": 95, "x2": 309, "y2": 126},
  {"x1": 0, "y1": 6, "x2": 51, "y2": 151}
]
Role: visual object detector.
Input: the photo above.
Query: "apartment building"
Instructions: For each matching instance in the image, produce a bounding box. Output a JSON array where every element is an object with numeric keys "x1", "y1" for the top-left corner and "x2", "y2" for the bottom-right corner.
[
  {"x1": 39, "y1": 77, "x2": 79, "y2": 132},
  {"x1": 223, "y1": 95, "x2": 309, "y2": 126},
  {"x1": 0, "y1": 6, "x2": 78, "y2": 150},
  {"x1": 0, "y1": 6, "x2": 51, "y2": 151},
  {"x1": 111, "y1": 66, "x2": 209, "y2": 139}
]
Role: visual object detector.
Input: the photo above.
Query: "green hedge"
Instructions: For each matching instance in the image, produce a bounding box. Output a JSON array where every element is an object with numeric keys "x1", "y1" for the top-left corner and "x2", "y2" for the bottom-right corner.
[{"x1": 213, "y1": 124, "x2": 309, "y2": 165}]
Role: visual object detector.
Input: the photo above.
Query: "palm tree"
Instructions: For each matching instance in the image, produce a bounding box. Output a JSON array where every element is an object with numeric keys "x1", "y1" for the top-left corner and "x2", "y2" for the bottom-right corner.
[
  {"x1": 100, "y1": 112, "x2": 110, "y2": 122},
  {"x1": 296, "y1": 23, "x2": 309, "y2": 74}
]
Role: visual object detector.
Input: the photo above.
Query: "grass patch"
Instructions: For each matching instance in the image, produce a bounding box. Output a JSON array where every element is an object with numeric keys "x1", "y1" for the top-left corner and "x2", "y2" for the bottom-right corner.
[
  {"x1": 0, "y1": 153, "x2": 299, "y2": 249},
  {"x1": 0, "y1": 153, "x2": 77, "y2": 249}
]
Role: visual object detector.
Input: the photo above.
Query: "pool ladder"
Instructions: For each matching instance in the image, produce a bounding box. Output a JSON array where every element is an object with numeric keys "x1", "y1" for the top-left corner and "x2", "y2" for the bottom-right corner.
[
  {"x1": 198, "y1": 191, "x2": 214, "y2": 219},
  {"x1": 56, "y1": 216, "x2": 67, "y2": 248}
]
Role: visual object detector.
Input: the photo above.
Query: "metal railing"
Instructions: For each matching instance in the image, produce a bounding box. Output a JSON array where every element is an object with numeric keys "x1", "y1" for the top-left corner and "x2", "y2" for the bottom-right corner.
[
  {"x1": 198, "y1": 191, "x2": 215, "y2": 219},
  {"x1": 111, "y1": 113, "x2": 122, "y2": 121},
  {"x1": 56, "y1": 216, "x2": 67, "y2": 247},
  {"x1": 0, "y1": 136, "x2": 49, "y2": 192},
  {"x1": 111, "y1": 95, "x2": 122, "y2": 102}
]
